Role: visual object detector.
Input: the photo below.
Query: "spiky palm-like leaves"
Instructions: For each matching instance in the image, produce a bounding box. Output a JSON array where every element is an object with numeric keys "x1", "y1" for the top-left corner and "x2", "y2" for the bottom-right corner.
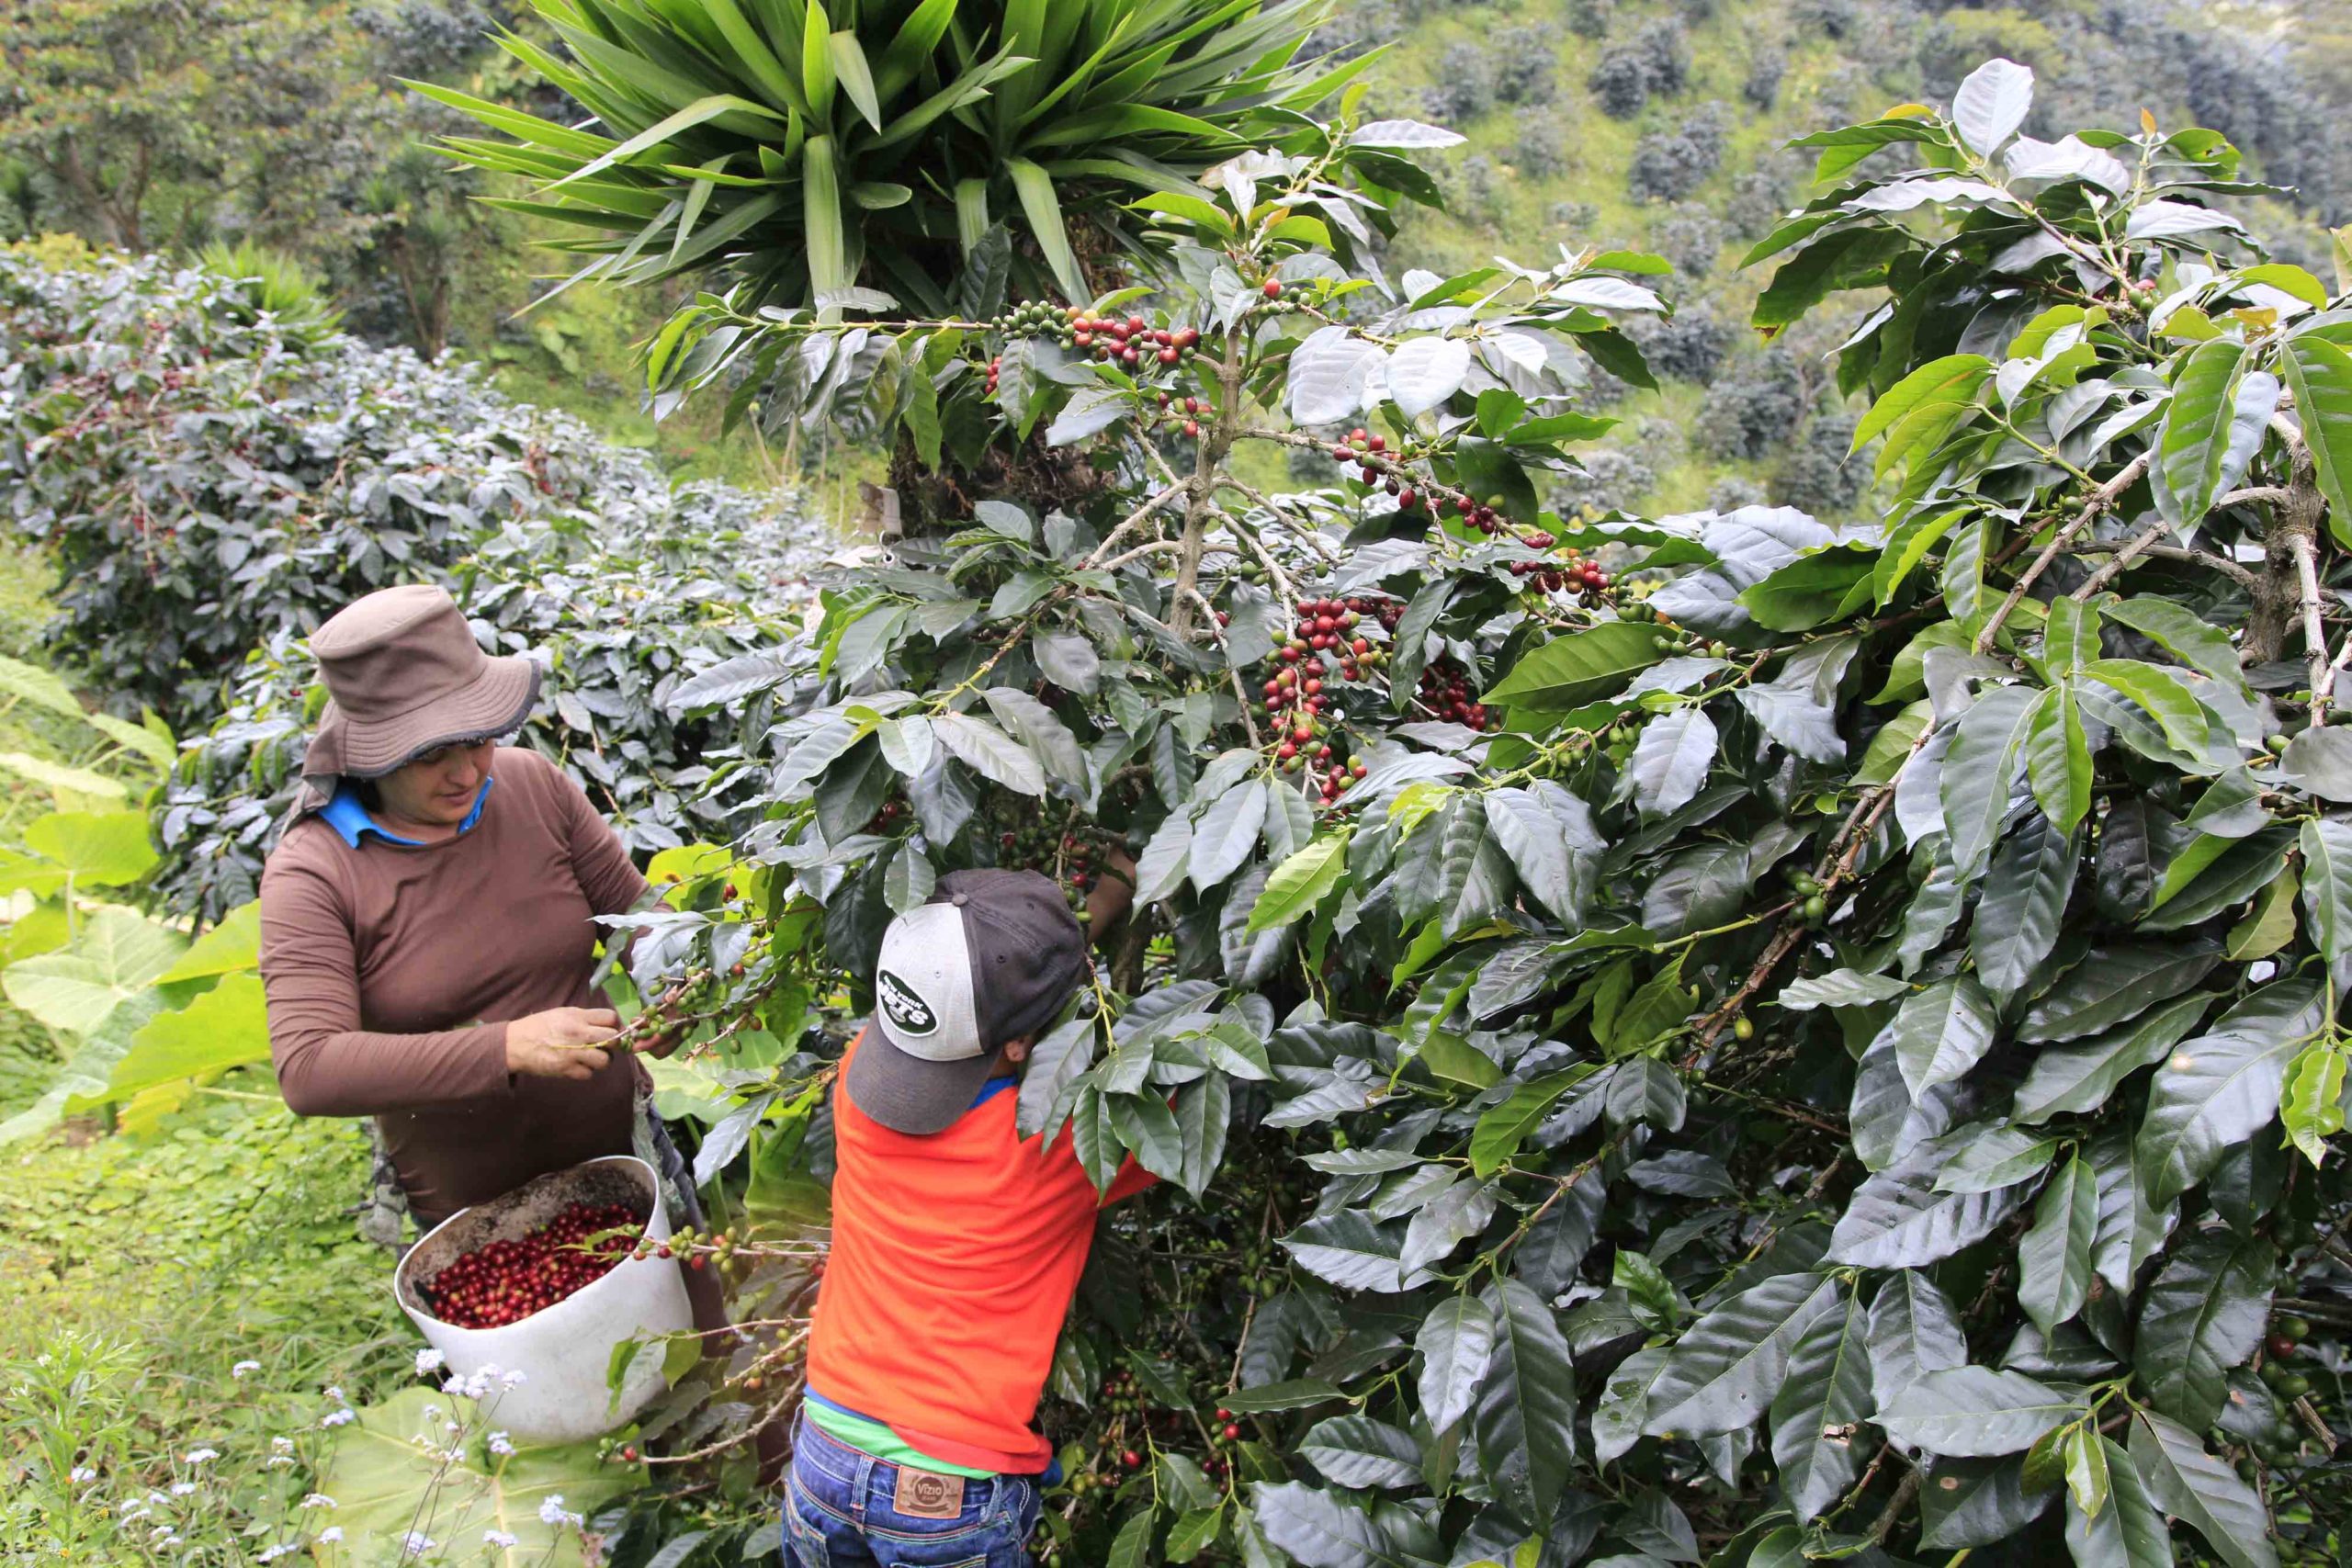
[{"x1": 415, "y1": 0, "x2": 1358, "y2": 316}]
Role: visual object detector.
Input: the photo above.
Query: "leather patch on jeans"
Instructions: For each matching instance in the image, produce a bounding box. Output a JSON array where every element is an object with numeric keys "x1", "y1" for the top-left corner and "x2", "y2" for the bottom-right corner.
[{"x1": 892, "y1": 1467, "x2": 966, "y2": 1519}]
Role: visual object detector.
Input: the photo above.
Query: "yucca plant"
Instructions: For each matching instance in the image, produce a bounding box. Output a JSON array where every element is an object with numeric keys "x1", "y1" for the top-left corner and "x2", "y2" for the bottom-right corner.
[
  {"x1": 414, "y1": 0, "x2": 1359, "y2": 317},
  {"x1": 193, "y1": 240, "x2": 345, "y2": 346}
]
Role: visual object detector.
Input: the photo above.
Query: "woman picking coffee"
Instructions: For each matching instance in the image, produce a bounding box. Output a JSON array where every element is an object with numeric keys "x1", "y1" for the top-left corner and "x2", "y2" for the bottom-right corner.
[{"x1": 256, "y1": 583, "x2": 720, "y2": 1330}]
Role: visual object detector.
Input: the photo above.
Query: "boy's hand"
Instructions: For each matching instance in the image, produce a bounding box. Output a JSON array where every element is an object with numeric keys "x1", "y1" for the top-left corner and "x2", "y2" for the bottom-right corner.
[{"x1": 1086, "y1": 848, "x2": 1137, "y2": 942}]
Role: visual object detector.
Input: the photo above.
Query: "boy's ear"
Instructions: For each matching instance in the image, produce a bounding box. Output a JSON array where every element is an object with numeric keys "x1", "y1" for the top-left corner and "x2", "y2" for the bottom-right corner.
[{"x1": 1001, "y1": 1035, "x2": 1035, "y2": 1064}]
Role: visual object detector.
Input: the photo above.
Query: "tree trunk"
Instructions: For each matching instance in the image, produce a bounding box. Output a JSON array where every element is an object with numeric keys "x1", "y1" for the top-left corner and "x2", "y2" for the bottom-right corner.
[{"x1": 2247, "y1": 455, "x2": 2327, "y2": 667}]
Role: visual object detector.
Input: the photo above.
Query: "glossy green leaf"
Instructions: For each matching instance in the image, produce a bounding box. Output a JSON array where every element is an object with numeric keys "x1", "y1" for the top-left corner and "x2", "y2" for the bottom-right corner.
[
  {"x1": 1642, "y1": 1272, "x2": 1837, "y2": 1438},
  {"x1": 2136, "y1": 980, "x2": 2323, "y2": 1201},
  {"x1": 2013, "y1": 991, "x2": 2210, "y2": 1122},
  {"x1": 2020, "y1": 942, "x2": 2220, "y2": 1043},
  {"x1": 1469, "y1": 1069, "x2": 1588, "y2": 1177},
  {"x1": 1189, "y1": 784, "x2": 1269, "y2": 892},
  {"x1": 2134, "y1": 1235, "x2": 2272, "y2": 1430},
  {"x1": 1885, "y1": 975, "x2": 1999, "y2": 1099},
  {"x1": 2063, "y1": 1436, "x2": 2169, "y2": 1568},
  {"x1": 1473, "y1": 1280, "x2": 1577, "y2": 1524},
  {"x1": 1628, "y1": 707, "x2": 1718, "y2": 818},
  {"x1": 2280, "y1": 333, "x2": 2352, "y2": 547},
  {"x1": 1300, "y1": 1416, "x2": 1423, "y2": 1491},
  {"x1": 2018, "y1": 1155, "x2": 2097, "y2": 1335},
  {"x1": 1877, "y1": 1367, "x2": 2080, "y2": 1457},
  {"x1": 1768, "y1": 1291, "x2": 1871, "y2": 1522},
  {"x1": 2298, "y1": 818, "x2": 2352, "y2": 994},
  {"x1": 1248, "y1": 835, "x2": 1348, "y2": 932},
  {"x1": 2020, "y1": 685, "x2": 2093, "y2": 832},
  {"x1": 1484, "y1": 622, "x2": 1669, "y2": 711},
  {"x1": 1827, "y1": 1145, "x2": 2027, "y2": 1268},
  {"x1": 2080, "y1": 660, "x2": 2208, "y2": 756},
  {"x1": 2127, "y1": 1408, "x2": 2277, "y2": 1568},
  {"x1": 1971, "y1": 815, "x2": 2075, "y2": 999},
  {"x1": 1940, "y1": 686, "x2": 2038, "y2": 879},
  {"x1": 1416, "y1": 1295, "x2": 1496, "y2": 1436},
  {"x1": 2154, "y1": 339, "x2": 2247, "y2": 525}
]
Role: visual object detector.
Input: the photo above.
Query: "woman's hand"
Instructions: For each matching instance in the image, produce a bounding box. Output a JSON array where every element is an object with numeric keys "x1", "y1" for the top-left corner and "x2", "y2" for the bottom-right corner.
[{"x1": 504, "y1": 1007, "x2": 621, "y2": 1079}]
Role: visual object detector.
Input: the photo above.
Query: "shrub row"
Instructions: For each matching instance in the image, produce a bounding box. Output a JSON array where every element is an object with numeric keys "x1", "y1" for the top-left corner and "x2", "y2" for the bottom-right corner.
[{"x1": 0, "y1": 249, "x2": 827, "y2": 919}]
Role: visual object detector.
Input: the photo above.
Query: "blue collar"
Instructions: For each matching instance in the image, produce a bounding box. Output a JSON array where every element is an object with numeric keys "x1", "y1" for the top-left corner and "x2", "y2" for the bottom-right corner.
[
  {"x1": 969, "y1": 1076, "x2": 1018, "y2": 1110},
  {"x1": 320, "y1": 776, "x2": 494, "y2": 849}
]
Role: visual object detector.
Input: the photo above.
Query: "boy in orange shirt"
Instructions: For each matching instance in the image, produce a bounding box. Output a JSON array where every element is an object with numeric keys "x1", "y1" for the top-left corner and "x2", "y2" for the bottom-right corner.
[{"x1": 786, "y1": 867, "x2": 1148, "y2": 1568}]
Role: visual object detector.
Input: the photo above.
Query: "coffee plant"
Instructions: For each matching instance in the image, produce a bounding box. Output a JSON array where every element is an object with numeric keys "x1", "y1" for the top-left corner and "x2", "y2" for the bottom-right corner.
[
  {"x1": 0, "y1": 249, "x2": 814, "y2": 735},
  {"x1": 482, "y1": 52, "x2": 2352, "y2": 1567},
  {"x1": 151, "y1": 508, "x2": 825, "y2": 923}
]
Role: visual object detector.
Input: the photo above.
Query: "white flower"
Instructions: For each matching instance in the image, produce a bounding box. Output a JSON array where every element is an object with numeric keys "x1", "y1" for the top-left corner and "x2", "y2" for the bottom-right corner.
[
  {"x1": 483, "y1": 1529, "x2": 518, "y2": 1548},
  {"x1": 323, "y1": 1386, "x2": 345, "y2": 1403},
  {"x1": 399, "y1": 1530, "x2": 436, "y2": 1557},
  {"x1": 271, "y1": 1437, "x2": 296, "y2": 1455},
  {"x1": 301, "y1": 1494, "x2": 336, "y2": 1510},
  {"x1": 151, "y1": 1525, "x2": 175, "y2": 1540},
  {"x1": 259, "y1": 1545, "x2": 298, "y2": 1562},
  {"x1": 157, "y1": 1534, "x2": 181, "y2": 1548},
  {"x1": 320, "y1": 1408, "x2": 356, "y2": 1427},
  {"x1": 266, "y1": 1456, "x2": 296, "y2": 1468},
  {"x1": 537, "y1": 1493, "x2": 581, "y2": 1528},
  {"x1": 170, "y1": 1482, "x2": 197, "y2": 1496},
  {"x1": 232, "y1": 1360, "x2": 261, "y2": 1379},
  {"x1": 69, "y1": 1466, "x2": 95, "y2": 1484},
  {"x1": 423, "y1": 1404, "x2": 444, "y2": 1420},
  {"x1": 499, "y1": 1369, "x2": 527, "y2": 1389},
  {"x1": 146, "y1": 1491, "x2": 169, "y2": 1505},
  {"x1": 486, "y1": 1431, "x2": 514, "y2": 1456},
  {"x1": 121, "y1": 1507, "x2": 151, "y2": 1524},
  {"x1": 318, "y1": 1526, "x2": 344, "y2": 1544},
  {"x1": 414, "y1": 1348, "x2": 446, "y2": 1375},
  {"x1": 184, "y1": 1448, "x2": 218, "y2": 1465}
]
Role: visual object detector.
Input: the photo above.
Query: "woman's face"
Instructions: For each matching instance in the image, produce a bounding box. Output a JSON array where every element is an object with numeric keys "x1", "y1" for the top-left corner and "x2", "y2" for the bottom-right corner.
[{"x1": 376, "y1": 739, "x2": 496, "y2": 828}]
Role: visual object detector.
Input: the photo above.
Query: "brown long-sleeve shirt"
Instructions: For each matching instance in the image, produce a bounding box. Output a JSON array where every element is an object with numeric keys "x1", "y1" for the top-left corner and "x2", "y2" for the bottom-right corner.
[{"x1": 258, "y1": 746, "x2": 650, "y2": 1225}]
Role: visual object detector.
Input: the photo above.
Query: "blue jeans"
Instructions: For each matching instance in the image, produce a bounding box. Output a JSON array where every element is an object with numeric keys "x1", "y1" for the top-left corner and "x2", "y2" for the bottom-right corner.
[{"x1": 782, "y1": 1416, "x2": 1039, "y2": 1568}]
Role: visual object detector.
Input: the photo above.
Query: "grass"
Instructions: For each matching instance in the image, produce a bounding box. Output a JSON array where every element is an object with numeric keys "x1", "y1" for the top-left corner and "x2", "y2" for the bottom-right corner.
[
  {"x1": 0, "y1": 536, "x2": 413, "y2": 1556},
  {"x1": 0, "y1": 1092, "x2": 413, "y2": 1558}
]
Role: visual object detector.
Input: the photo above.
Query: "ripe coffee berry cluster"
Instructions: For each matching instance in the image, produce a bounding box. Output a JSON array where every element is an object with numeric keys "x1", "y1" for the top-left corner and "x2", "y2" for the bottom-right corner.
[
  {"x1": 1069, "y1": 310, "x2": 1200, "y2": 369},
  {"x1": 1261, "y1": 596, "x2": 1383, "y2": 801},
  {"x1": 1506, "y1": 542, "x2": 1611, "y2": 598},
  {"x1": 422, "y1": 1201, "x2": 639, "y2": 1329},
  {"x1": 1418, "y1": 658, "x2": 1489, "y2": 730},
  {"x1": 1325, "y1": 427, "x2": 1419, "y2": 507},
  {"x1": 1156, "y1": 392, "x2": 1211, "y2": 439}
]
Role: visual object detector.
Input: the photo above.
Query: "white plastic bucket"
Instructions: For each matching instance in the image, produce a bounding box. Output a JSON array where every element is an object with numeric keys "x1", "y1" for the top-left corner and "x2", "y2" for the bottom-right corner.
[{"x1": 394, "y1": 1155, "x2": 695, "y2": 1443}]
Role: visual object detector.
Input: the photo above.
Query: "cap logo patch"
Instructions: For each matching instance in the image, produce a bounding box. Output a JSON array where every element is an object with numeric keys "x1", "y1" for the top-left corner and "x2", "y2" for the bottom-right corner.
[{"x1": 876, "y1": 969, "x2": 938, "y2": 1035}]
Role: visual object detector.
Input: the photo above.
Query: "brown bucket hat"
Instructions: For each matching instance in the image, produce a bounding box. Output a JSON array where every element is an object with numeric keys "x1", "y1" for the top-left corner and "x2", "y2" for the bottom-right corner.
[{"x1": 300, "y1": 585, "x2": 540, "y2": 783}]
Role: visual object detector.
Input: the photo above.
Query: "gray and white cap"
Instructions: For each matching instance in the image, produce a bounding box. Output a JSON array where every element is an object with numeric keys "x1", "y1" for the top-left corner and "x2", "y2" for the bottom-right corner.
[{"x1": 847, "y1": 867, "x2": 1090, "y2": 1134}]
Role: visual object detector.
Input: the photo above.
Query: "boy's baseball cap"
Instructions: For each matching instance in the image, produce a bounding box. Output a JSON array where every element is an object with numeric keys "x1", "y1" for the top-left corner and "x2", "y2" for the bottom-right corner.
[{"x1": 846, "y1": 868, "x2": 1090, "y2": 1134}]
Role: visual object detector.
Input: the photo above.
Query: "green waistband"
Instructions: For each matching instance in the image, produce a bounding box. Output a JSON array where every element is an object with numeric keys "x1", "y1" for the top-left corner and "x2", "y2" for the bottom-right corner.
[{"x1": 802, "y1": 1398, "x2": 999, "y2": 1480}]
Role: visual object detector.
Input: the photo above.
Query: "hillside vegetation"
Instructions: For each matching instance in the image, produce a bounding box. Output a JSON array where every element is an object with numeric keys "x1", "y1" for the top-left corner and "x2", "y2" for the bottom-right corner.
[
  {"x1": 1324, "y1": 0, "x2": 2351, "y2": 517},
  {"x1": 6, "y1": 3, "x2": 2347, "y2": 513}
]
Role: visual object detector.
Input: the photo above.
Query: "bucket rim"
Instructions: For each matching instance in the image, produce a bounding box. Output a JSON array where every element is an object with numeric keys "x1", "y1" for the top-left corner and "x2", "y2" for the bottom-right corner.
[{"x1": 392, "y1": 1155, "x2": 662, "y2": 1323}]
